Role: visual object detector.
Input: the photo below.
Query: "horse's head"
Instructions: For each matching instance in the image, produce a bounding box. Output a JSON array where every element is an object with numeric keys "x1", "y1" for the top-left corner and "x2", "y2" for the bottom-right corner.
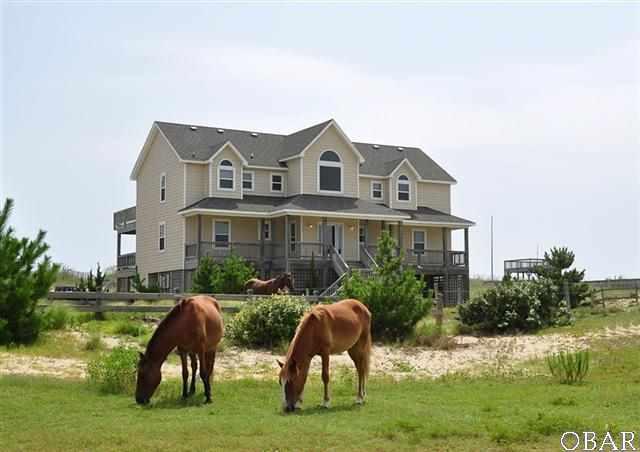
[
  {"x1": 135, "y1": 352, "x2": 161, "y2": 405},
  {"x1": 277, "y1": 358, "x2": 307, "y2": 412},
  {"x1": 279, "y1": 272, "x2": 294, "y2": 291}
]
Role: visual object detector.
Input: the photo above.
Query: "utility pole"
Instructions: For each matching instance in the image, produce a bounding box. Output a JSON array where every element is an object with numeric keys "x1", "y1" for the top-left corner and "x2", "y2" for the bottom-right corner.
[{"x1": 490, "y1": 215, "x2": 494, "y2": 281}]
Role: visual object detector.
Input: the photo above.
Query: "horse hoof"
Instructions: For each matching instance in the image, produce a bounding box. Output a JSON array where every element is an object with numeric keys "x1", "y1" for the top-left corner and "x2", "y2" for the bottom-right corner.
[
  {"x1": 204, "y1": 398, "x2": 212, "y2": 404},
  {"x1": 320, "y1": 400, "x2": 331, "y2": 409},
  {"x1": 355, "y1": 397, "x2": 365, "y2": 405}
]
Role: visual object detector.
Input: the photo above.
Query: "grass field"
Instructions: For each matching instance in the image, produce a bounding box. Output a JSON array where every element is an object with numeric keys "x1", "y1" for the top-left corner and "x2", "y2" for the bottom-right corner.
[{"x1": 1, "y1": 335, "x2": 639, "y2": 451}]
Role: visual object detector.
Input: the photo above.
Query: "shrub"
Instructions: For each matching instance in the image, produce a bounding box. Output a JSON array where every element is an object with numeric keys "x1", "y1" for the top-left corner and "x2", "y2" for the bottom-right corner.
[
  {"x1": 131, "y1": 271, "x2": 159, "y2": 293},
  {"x1": 191, "y1": 255, "x2": 256, "y2": 294},
  {"x1": 226, "y1": 294, "x2": 308, "y2": 348},
  {"x1": 191, "y1": 257, "x2": 217, "y2": 293},
  {"x1": 546, "y1": 349, "x2": 590, "y2": 384},
  {"x1": 340, "y1": 231, "x2": 431, "y2": 341},
  {"x1": 0, "y1": 198, "x2": 60, "y2": 345},
  {"x1": 112, "y1": 320, "x2": 149, "y2": 337},
  {"x1": 83, "y1": 333, "x2": 104, "y2": 351},
  {"x1": 458, "y1": 279, "x2": 573, "y2": 334},
  {"x1": 535, "y1": 246, "x2": 592, "y2": 308},
  {"x1": 87, "y1": 346, "x2": 138, "y2": 394},
  {"x1": 40, "y1": 305, "x2": 73, "y2": 331}
]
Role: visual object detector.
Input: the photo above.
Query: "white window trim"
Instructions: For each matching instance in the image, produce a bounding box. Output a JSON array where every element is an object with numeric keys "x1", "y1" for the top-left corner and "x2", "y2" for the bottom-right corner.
[
  {"x1": 242, "y1": 170, "x2": 255, "y2": 192},
  {"x1": 396, "y1": 174, "x2": 411, "y2": 202},
  {"x1": 412, "y1": 229, "x2": 426, "y2": 255},
  {"x1": 160, "y1": 172, "x2": 167, "y2": 203},
  {"x1": 158, "y1": 221, "x2": 166, "y2": 252},
  {"x1": 370, "y1": 180, "x2": 384, "y2": 201},
  {"x1": 270, "y1": 172, "x2": 284, "y2": 193},
  {"x1": 213, "y1": 220, "x2": 231, "y2": 248},
  {"x1": 217, "y1": 160, "x2": 235, "y2": 192},
  {"x1": 257, "y1": 219, "x2": 272, "y2": 241},
  {"x1": 317, "y1": 150, "x2": 344, "y2": 194}
]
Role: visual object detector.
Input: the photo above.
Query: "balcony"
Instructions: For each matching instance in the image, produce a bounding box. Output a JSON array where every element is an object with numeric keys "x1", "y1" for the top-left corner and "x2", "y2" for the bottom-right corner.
[
  {"x1": 117, "y1": 252, "x2": 136, "y2": 270},
  {"x1": 113, "y1": 206, "x2": 136, "y2": 234}
]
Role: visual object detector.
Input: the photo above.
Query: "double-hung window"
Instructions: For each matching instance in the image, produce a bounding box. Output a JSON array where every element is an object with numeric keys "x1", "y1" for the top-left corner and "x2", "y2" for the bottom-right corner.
[
  {"x1": 214, "y1": 221, "x2": 230, "y2": 248},
  {"x1": 258, "y1": 220, "x2": 271, "y2": 241},
  {"x1": 160, "y1": 173, "x2": 167, "y2": 202},
  {"x1": 412, "y1": 230, "x2": 425, "y2": 255},
  {"x1": 397, "y1": 175, "x2": 410, "y2": 201},
  {"x1": 242, "y1": 171, "x2": 254, "y2": 191},
  {"x1": 371, "y1": 181, "x2": 383, "y2": 200},
  {"x1": 271, "y1": 174, "x2": 283, "y2": 192},
  {"x1": 158, "y1": 222, "x2": 166, "y2": 251},
  {"x1": 318, "y1": 150, "x2": 342, "y2": 193},
  {"x1": 218, "y1": 160, "x2": 234, "y2": 190}
]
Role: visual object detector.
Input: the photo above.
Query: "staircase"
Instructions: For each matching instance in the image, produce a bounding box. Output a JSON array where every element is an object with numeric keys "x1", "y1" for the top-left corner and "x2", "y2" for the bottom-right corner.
[{"x1": 319, "y1": 249, "x2": 377, "y2": 297}]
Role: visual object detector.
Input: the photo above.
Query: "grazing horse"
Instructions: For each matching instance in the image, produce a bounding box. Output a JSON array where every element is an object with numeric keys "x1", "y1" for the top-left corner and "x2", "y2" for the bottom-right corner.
[
  {"x1": 135, "y1": 295, "x2": 223, "y2": 405},
  {"x1": 244, "y1": 272, "x2": 294, "y2": 295},
  {"x1": 277, "y1": 298, "x2": 371, "y2": 412}
]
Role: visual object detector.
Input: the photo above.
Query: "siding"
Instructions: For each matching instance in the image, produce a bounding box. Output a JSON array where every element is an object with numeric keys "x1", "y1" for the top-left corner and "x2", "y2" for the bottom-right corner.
[
  {"x1": 288, "y1": 159, "x2": 302, "y2": 195},
  {"x1": 401, "y1": 226, "x2": 451, "y2": 251},
  {"x1": 417, "y1": 182, "x2": 451, "y2": 213},
  {"x1": 389, "y1": 161, "x2": 418, "y2": 211},
  {"x1": 301, "y1": 125, "x2": 359, "y2": 197},
  {"x1": 249, "y1": 169, "x2": 287, "y2": 197},
  {"x1": 185, "y1": 163, "x2": 208, "y2": 206},
  {"x1": 136, "y1": 132, "x2": 185, "y2": 278},
  {"x1": 209, "y1": 145, "x2": 243, "y2": 199}
]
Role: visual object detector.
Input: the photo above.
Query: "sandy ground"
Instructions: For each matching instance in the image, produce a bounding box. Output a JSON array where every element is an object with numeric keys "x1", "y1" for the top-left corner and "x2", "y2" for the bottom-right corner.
[{"x1": 2, "y1": 324, "x2": 639, "y2": 381}]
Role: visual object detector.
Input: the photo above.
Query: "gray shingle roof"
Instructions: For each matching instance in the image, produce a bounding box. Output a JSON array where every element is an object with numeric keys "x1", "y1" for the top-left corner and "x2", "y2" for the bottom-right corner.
[
  {"x1": 155, "y1": 120, "x2": 455, "y2": 182},
  {"x1": 180, "y1": 195, "x2": 474, "y2": 226}
]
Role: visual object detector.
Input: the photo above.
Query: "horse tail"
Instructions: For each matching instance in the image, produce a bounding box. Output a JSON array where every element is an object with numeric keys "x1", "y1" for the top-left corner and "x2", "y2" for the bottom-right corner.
[
  {"x1": 361, "y1": 307, "x2": 372, "y2": 378},
  {"x1": 244, "y1": 280, "x2": 254, "y2": 292}
]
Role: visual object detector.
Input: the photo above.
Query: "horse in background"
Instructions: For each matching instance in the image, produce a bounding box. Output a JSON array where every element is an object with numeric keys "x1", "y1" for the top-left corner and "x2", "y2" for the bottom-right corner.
[
  {"x1": 244, "y1": 272, "x2": 294, "y2": 295},
  {"x1": 135, "y1": 295, "x2": 223, "y2": 405},
  {"x1": 277, "y1": 298, "x2": 372, "y2": 412}
]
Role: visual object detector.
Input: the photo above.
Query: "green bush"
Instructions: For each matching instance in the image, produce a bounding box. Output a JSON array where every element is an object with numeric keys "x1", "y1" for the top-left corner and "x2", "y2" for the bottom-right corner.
[
  {"x1": 83, "y1": 333, "x2": 104, "y2": 351},
  {"x1": 192, "y1": 254, "x2": 256, "y2": 294},
  {"x1": 458, "y1": 279, "x2": 573, "y2": 334},
  {"x1": 40, "y1": 306, "x2": 73, "y2": 331},
  {"x1": 112, "y1": 320, "x2": 149, "y2": 337},
  {"x1": 226, "y1": 294, "x2": 308, "y2": 348},
  {"x1": 340, "y1": 231, "x2": 431, "y2": 341},
  {"x1": 535, "y1": 246, "x2": 592, "y2": 308},
  {"x1": 0, "y1": 198, "x2": 60, "y2": 345},
  {"x1": 87, "y1": 346, "x2": 138, "y2": 394},
  {"x1": 546, "y1": 349, "x2": 590, "y2": 384}
]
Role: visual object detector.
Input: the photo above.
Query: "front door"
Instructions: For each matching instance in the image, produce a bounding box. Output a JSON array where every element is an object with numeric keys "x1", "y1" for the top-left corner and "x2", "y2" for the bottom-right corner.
[{"x1": 328, "y1": 223, "x2": 343, "y2": 256}]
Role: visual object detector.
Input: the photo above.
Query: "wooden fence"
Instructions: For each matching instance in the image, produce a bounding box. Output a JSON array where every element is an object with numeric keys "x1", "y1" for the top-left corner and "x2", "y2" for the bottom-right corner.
[
  {"x1": 43, "y1": 292, "x2": 338, "y2": 314},
  {"x1": 584, "y1": 279, "x2": 639, "y2": 305}
]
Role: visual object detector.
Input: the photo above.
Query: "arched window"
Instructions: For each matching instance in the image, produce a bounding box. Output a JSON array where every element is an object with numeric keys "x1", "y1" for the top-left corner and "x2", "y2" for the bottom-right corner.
[
  {"x1": 218, "y1": 159, "x2": 234, "y2": 190},
  {"x1": 397, "y1": 175, "x2": 410, "y2": 201},
  {"x1": 318, "y1": 150, "x2": 342, "y2": 193}
]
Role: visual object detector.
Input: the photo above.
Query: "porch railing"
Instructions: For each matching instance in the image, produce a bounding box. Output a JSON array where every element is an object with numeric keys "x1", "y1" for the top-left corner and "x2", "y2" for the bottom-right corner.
[
  {"x1": 365, "y1": 246, "x2": 466, "y2": 268},
  {"x1": 184, "y1": 241, "x2": 330, "y2": 265},
  {"x1": 117, "y1": 252, "x2": 136, "y2": 270}
]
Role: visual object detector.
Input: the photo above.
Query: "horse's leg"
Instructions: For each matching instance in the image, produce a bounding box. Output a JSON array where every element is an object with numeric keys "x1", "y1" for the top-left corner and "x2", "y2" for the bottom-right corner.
[
  {"x1": 179, "y1": 351, "x2": 189, "y2": 399},
  {"x1": 189, "y1": 352, "x2": 198, "y2": 396},
  {"x1": 197, "y1": 351, "x2": 211, "y2": 404},
  {"x1": 320, "y1": 353, "x2": 331, "y2": 408},
  {"x1": 348, "y1": 339, "x2": 370, "y2": 405},
  {"x1": 206, "y1": 350, "x2": 216, "y2": 402}
]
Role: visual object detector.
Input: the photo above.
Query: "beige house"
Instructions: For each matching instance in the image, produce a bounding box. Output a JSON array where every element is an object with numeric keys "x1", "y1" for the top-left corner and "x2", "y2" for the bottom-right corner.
[{"x1": 114, "y1": 119, "x2": 474, "y2": 303}]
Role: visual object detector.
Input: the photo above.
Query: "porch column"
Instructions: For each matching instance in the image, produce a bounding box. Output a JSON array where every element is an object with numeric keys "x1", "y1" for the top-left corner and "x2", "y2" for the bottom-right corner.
[
  {"x1": 464, "y1": 227, "x2": 470, "y2": 301},
  {"x1": 259, "y1": 218, "x2": 265, "y2": 277},
  {"x1": 117, "y1": 232, "x2": 122, "y2": 258},
  {"x1": 321, "y1": 216, "x2": 328, "y2": 287},
  {"x1": 397, "y1": 221, "x2": 403, "y2": 250},
  {"x1": 284, "y1": 215, "x2": 290, "y2": 273},
  {"x1": 442, "y1": 227, "x2": 449, "y2": 306},
  {"x1": 196, "y1": 215, "x2": 202, "y2": 261},
  {"x1": 364, "y1": 219, "x2": 369, "y2": 244}
]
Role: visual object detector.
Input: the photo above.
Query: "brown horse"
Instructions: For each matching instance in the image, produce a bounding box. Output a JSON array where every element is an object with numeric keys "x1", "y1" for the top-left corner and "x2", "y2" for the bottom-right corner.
[
  {"x1": 277, "y1": 298, "x2": 371, "y2": 412},
  {"x1": 244, "y1": 272, "x2": 294, "y2": 295},
  {"x1": 135, "y1": 295, "x2": 223, "y2": 405}
]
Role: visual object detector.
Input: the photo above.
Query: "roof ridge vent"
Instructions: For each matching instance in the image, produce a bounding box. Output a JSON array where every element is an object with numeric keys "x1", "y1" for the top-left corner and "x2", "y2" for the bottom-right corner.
[
  {"x1": 190, "y1": 126, "x2": 198, "y2": 131},
  {"x1": 217, "y1": 129, "x2": 224, "y2": 133},
  {"x1": 396, "y1": 146, "x2": 404, "y2": 151},
  {"x1": 372, "y1": 144, "x2": 380, "y2": 149},
  {"x1": 250, "y1": 132, "x2": 259, "y2": 137},
  {"x1": 250, "y1": 152, "x2": 255, "y2": 159}
]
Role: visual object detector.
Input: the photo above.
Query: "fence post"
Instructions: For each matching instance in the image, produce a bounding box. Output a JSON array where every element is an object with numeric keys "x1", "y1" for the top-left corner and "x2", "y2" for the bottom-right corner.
[
  {"x1": 600, "y1": 286, "x2": 606, "y2": 310},
  {"x1": 635, "y1": 282, "x2": 639, "y2": 305},
  {"x1": 434, "y1": 291, "x2": 444, "y2": 337}
]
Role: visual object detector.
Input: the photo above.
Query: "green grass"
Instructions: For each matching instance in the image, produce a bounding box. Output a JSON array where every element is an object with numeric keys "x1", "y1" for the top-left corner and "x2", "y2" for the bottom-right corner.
[
  {"x1": 2, "y1": 337, "x2": 639, "y2": 451},
  {"x1": 539, "y1": 304, "x2": 640, "y2": 336},
  {"x1": 2, "y1": 331, "x2": 95, "y2": 360}
]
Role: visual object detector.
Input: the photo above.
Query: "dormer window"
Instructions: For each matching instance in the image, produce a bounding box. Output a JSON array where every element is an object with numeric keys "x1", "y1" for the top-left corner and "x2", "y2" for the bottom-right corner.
[
  {"x1": 218, "y1": 160, "x2": 234, "y2": 191},
  {"x1": 397, "y1": 175, "x2": 410, "y2": 202},
  {"x1": 318, "y1": 150, "x2": 342, "y2": 193}
]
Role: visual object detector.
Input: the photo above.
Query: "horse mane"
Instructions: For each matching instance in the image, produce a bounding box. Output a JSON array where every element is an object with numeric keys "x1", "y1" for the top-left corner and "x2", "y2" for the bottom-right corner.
[
  {"x1": 284, "y1": 309, "x2": 318, "y2": 363},
  {"x1": 144, "y1": 299, "x2": 186, "y2": 356}
]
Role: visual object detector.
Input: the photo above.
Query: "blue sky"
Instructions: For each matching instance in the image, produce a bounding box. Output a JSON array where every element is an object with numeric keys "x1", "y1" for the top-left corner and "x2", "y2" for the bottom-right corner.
[{"x1": 2, "y1": 2, "x2": 638, "y2": 278}]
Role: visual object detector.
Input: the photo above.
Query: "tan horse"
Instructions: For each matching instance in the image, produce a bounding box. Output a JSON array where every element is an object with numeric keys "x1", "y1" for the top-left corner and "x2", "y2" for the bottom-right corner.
[
  {"x1": 277, "y1": 298, "x2": 371, "y2": 412},
  {"x1": 135, "y1": 296, "x2": 223, "y2": 405},
  {"x1": 244, "y1": 272, "x2": 294, "y2": 295}
]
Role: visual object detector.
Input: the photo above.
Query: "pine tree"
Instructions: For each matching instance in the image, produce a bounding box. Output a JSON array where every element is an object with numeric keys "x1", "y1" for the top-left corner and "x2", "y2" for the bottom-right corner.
[
  {"x1": 94, "y1": 262, "x2": 105, "y2": 292},
  {"x1": 536, "y1": 247, "x2": 591, "y2": 308},
  {"x1": 0, "y1": 198, "x2": 60, "y2": 344},
  {"x1": 87, "y1": 269, "x2": 95, "y2": 292},
  {"x1": 192, "y1": 257, "x2": 217, "y2": 293},
  {"x1": 78, "y1": 276, "x2": 86, "y2": 292}
]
